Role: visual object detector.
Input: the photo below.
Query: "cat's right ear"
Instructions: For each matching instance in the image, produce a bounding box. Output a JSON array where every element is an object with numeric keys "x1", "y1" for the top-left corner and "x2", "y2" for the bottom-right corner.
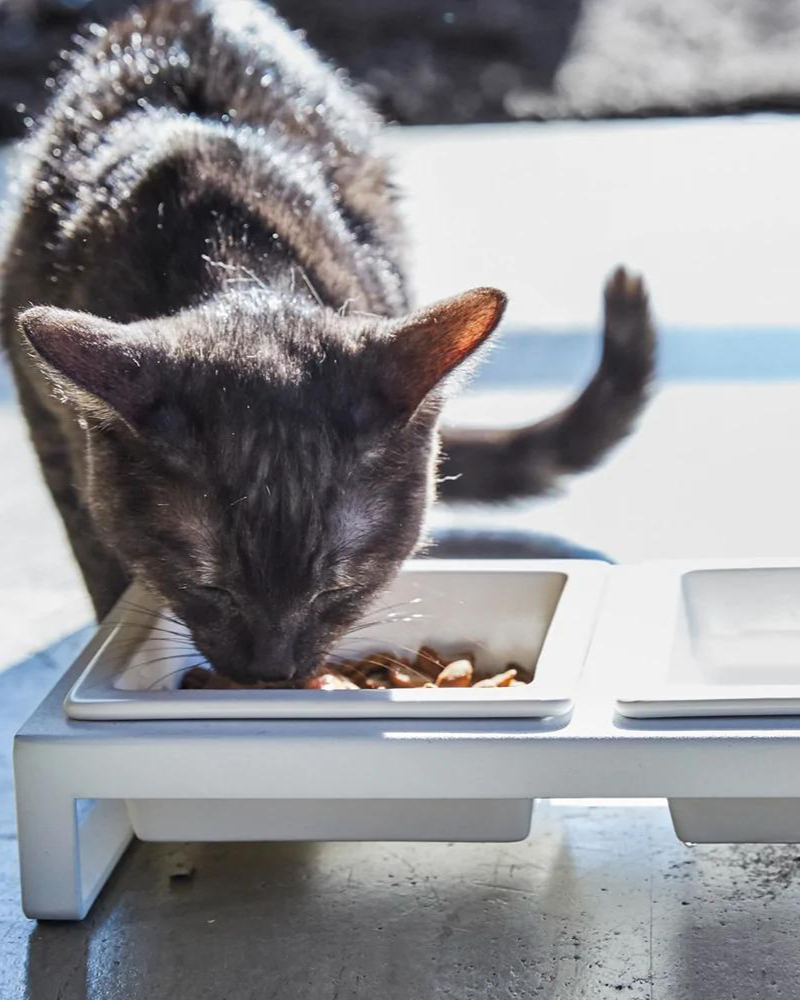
[
  {"x1": 19, "y1": 306, "x2": 156, "y2": 425},
  {"x1": 373, "y1": 287, "x2": 507, "y2": 420}
]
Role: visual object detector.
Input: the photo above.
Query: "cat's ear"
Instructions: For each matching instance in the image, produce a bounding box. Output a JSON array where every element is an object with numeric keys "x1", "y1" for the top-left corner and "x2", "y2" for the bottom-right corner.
[
  {"x1": 379, "y1": 287, "x2": 507, "y2": 416},
  {"x1": 19, "y1": 306, "x2": 156, "y2": 425}
]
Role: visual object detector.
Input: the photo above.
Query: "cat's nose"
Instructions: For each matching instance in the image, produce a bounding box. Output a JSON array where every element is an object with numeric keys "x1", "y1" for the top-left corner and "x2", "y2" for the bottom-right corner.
[{"x1": 251, "y1": 631, "x2": 299, "y2": 682}]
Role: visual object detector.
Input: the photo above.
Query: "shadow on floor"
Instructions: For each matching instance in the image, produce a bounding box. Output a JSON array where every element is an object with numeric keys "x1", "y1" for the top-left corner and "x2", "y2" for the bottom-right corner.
[{"x1": 427, "y1": 527, "x2": 611, "y2": 561}]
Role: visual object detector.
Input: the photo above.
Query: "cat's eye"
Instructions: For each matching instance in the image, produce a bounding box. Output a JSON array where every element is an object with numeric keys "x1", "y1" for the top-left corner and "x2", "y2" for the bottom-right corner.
[
  {"x1": 313, "y1": 585, "x2": 350, "y2": 603},
  {"x1": 195, "y1": 585, "x2": 236, "y2": 606}
]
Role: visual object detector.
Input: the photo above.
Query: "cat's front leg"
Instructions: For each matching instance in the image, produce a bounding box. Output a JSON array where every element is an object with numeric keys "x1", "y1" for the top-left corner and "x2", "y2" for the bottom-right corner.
[
  {"x1": 14, "y1": 373, "x2": 130, "y2": 620},
  {"x1": 57, "y1": 499, "x2": 131, "y2": 620}
]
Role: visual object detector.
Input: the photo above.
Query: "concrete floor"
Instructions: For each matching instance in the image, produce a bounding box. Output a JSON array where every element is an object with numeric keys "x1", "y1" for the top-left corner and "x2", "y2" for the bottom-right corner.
[{"x1": 3, "y1": 118, "x2": 800, "y2": 997}]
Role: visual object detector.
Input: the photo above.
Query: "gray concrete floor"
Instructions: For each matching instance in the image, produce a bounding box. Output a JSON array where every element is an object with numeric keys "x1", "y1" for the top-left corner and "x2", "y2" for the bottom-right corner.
[{"x1": 3, "y1": 119, "x2": 800, "y2": 997}]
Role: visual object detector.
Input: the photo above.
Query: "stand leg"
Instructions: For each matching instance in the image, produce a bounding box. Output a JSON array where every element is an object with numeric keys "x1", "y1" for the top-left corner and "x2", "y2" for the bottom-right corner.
[{"x1": 14, "y1": 741, "x2": 133, "y2": 920}]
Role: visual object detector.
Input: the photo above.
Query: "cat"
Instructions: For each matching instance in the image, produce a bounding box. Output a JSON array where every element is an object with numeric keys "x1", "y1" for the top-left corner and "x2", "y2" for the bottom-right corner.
[{"x1": 0, "y1": 0, "x2": 654, "y2": 684}]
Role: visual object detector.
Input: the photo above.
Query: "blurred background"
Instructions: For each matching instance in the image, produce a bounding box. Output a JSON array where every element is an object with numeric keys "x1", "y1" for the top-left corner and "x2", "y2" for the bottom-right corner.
[
  {"x1": 2, "y1": 0, "x2": 800, "y2": 662},
  {"x1": 3, "y1": 0, "x2": 800, "y2": 135}
]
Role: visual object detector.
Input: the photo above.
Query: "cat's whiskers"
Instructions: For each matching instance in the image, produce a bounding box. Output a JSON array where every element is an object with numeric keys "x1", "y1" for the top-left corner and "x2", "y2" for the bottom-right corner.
[
  {"x1": 339, "y1": 598, "x2": 427, "y2": 631},
  {"x1": 104, "y1": 602, "x2": 199, "y2": 680},
  {"x1": 295, "y1": 264, "x2": 324, "y2": 308},
  {"x1": 123, "y1": 651, "x2": 199, "y2": 671},
  {"x1": 321, "y1": 651, "x2": 404, "y2": 684},
  {"x1": 117, "y1": 599, "x2": 187, "y2": 629},
  {"x1": 144, "y1": 659, "x2": 210, "y2": 692},
  {"x1": 111, "y1": 611, "x2": 190, "y2": 632},
  {"x1": 343, "y1": 613, "x2": 435, "y2": 636},
  {"x1": 99, "y1": 621, "x2": 192, "y2": 641},
  {"x1": 82, "y1": 649, "x2": 203, "y2": 694},
  {"x1": 201, "y1": 253, "x2": 269, "y2": 293},
  {"x1": 335, "y1": 635, "x2": 434, "y2": 663},
  {"x1": 106, "y1": 634, "x2": 196, "y2": 650}
]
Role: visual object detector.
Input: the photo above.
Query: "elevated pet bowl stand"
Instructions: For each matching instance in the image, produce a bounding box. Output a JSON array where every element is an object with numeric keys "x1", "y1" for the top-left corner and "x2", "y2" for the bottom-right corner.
[{"x1": 15, "y1": 559, "x2": 800, "y2": 920}]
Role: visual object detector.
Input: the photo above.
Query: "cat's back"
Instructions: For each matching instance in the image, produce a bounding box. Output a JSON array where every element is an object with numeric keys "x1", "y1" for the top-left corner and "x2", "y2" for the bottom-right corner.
[
  {"x1": 2, "y1": 0, "x2": 403, "y2": 341},
  {"x1": 42, "y1": 0, "x2": 386, "y2": 179}
]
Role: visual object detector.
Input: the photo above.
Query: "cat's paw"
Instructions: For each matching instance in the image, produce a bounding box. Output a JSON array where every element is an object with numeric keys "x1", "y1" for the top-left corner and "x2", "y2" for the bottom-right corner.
[{"x1": 601, "y1": 266, "x2": 655, "y2": 375}]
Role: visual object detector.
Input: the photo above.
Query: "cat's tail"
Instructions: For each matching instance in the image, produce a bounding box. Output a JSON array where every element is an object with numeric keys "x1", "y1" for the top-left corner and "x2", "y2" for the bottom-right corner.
[{"x1": 438, "y1": 266, "x2": 656, "y2": 503}]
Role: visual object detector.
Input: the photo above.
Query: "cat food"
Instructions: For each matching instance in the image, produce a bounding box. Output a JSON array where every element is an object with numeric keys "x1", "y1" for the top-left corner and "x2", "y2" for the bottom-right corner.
[{"x1": 180, "y1": 647, "x2": 532, "y2": 692}]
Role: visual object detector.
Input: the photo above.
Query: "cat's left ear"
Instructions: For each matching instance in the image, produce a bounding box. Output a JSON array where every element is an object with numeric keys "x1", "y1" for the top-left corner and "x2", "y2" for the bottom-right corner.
[
  {"x1": 379, "y1": 287, "x2": 507, "y2": 416},
  {"x1": 19, "y1": 306, "x2": 157, "y2": 425}
]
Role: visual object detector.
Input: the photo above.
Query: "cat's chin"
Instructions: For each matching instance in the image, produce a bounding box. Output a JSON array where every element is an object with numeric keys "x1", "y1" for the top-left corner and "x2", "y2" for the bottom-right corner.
[{"x1": 181, "y1": 665, "x2": 307, "y2": 691}]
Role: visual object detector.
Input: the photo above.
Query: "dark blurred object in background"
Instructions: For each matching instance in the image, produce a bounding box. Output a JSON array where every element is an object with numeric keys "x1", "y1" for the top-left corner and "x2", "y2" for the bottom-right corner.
[
  {"x1": 3, "y1": 0, "x2": 800, "y2": 139},
  {"x1": 0, "y1": 0, "x2": 128, "y2": 138}
]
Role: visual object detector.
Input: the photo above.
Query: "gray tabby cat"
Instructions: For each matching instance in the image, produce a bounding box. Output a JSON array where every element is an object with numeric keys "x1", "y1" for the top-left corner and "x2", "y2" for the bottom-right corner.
[{"x1": 0, "y1": 0, "x2": 654, "y2": 683}]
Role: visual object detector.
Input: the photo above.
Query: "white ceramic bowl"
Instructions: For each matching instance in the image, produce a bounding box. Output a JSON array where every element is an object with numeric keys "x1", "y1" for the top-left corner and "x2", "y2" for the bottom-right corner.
[
  {"x1": 64, "y1": 559, "x2": 608, "y2": 721},
  {"x1": 614, "y1": 559, "x2": 800, "y2": 719}
]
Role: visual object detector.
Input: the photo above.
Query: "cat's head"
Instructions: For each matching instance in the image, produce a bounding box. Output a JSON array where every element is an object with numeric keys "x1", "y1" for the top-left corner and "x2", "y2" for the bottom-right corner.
[{"x1": 19, "y1": 289, "x2": 505, "y2": 683}]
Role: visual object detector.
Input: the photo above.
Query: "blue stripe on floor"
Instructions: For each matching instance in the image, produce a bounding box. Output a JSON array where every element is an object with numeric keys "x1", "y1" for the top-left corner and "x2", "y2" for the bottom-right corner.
[{"x1": 469, "y1": 327, "x2": 800, "y2": 388}]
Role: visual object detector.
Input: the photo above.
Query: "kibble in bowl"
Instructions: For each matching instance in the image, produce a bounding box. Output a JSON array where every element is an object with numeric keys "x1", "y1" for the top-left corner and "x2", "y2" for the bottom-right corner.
[{"x1": 181, "y1": 645, "x2": 533, "y2": 692}]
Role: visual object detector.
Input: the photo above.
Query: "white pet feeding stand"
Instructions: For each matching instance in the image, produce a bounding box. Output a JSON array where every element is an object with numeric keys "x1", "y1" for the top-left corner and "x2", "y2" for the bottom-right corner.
[{"x1": 15, "y1": 559, "x2": 800, "y2": 920}]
